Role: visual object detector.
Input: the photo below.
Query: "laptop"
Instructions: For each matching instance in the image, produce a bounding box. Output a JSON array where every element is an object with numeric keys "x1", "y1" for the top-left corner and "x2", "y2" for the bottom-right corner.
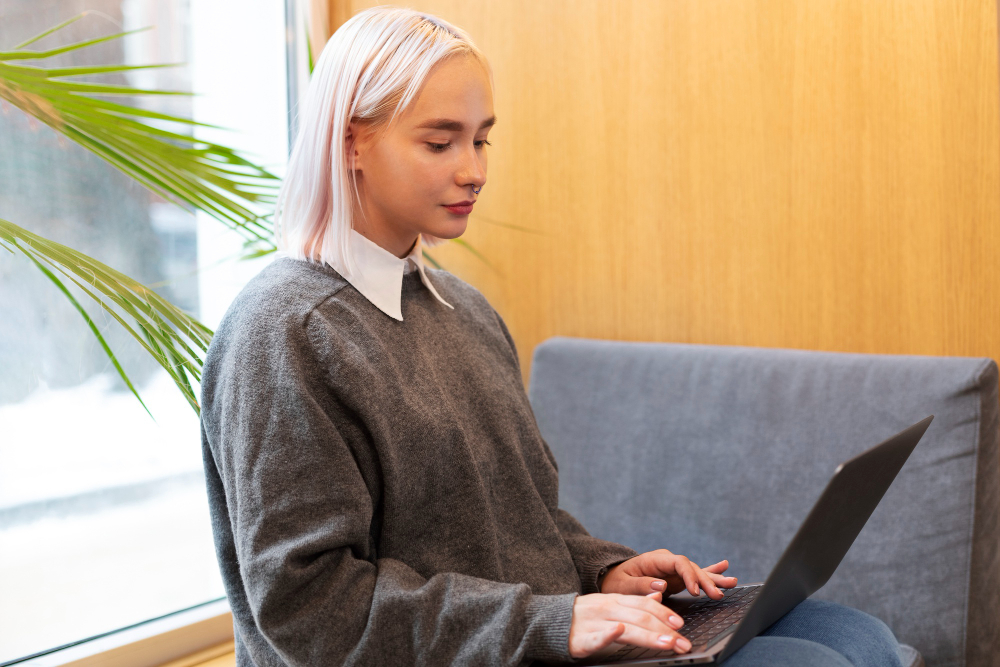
[{"x1": 579, "y1": 415, "x2": 934, "y2": 666}]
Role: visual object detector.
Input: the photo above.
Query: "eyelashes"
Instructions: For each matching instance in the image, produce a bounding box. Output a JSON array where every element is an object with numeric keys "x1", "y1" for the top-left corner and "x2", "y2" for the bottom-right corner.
[{"x1": 427, "y1": 139, "x2": 492, "y2": 153}]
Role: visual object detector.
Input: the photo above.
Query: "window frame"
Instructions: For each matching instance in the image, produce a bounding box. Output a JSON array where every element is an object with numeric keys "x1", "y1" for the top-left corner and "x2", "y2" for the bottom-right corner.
[{"x1": 7, "y1": 599, "x2": 232, "y2": 667}]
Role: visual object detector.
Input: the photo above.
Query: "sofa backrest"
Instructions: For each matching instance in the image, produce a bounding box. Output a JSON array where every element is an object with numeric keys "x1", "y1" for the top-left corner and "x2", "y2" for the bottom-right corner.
[{"x1": 528, "y1": 337, "x2": 999, "y2": 667}]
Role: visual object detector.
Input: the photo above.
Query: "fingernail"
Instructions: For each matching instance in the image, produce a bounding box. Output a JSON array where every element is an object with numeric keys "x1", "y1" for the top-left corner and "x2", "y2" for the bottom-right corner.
[
  {"x1": 676, "y1": 637, "x2": 692, "y2": 652},
  {"x1": 651, "y1": 580, "x2": 666, "y2": 591},
  {"x1": 668, "y1": 615, "x2": 683, "y2": 629},
  {"x1": 658, "y1": 635, "x2": 674, "y2": 646},
  {"x1": 646, "y1": 591, "x2": 661, "y2": 598}
]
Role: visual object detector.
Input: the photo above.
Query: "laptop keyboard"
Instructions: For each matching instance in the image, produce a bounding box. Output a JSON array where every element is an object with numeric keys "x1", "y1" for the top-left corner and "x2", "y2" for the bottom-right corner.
[{"x1": 602, "y1": 585, "x2": 762, "y2": 662}]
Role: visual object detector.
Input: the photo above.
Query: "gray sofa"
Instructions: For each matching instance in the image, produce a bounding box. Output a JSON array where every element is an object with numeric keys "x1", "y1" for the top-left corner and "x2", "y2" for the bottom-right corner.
[{"x1": 528, "y1": 337, "x2": 999, "y2": 667}]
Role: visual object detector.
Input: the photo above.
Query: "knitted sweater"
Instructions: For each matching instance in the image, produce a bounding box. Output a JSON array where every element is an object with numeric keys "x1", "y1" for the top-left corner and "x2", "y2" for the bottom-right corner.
[{"x1": 199, "y1": 257, "x2": 639, "y2": 666}]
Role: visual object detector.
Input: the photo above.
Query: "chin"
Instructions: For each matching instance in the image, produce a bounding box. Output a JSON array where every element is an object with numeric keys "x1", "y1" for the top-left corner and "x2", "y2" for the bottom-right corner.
[
  {"x1": 423, "y1": 223, "x2": 468, "y2": 244},
  {"x1": 420, "y1": 232, "x2": 451, "y2": 248}
]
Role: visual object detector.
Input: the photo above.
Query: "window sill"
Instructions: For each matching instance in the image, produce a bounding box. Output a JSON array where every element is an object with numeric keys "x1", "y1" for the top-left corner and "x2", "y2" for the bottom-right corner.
[{"x1": 11, "y1": 599, "x2": 232, "y2": 667}]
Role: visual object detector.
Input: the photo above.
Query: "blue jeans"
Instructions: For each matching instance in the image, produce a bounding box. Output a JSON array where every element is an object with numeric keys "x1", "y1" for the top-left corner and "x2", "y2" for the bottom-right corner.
[{"x1": 720, "y1": 599, "x2": 904, "y2": 667}]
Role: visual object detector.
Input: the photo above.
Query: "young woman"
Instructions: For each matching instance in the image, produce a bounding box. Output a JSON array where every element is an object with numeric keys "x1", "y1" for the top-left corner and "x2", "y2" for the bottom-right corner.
[{"x1": 200, "y1": 6, "x2": 905, "y2": 666}]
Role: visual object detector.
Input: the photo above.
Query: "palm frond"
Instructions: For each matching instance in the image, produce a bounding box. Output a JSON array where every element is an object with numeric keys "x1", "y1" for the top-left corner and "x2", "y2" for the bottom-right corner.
[
  {"x1": 0, "y1": 14, "x2": 281, "y2": 246},
  {"x1": 449, "y1": 237, "x2": 500, "y2": 274},
  {"x1": 475, "y1": 214, "x2": 545, "y2": 235},
  {"x1": 421, "y1": 249, "x2": 443, "y2": 270},
  {"x1": 305, "y1": 19, "x2": 315, "y2": 76},
  {"x1": 0, "y1": 218, "x2": 211, "y2": 415}
]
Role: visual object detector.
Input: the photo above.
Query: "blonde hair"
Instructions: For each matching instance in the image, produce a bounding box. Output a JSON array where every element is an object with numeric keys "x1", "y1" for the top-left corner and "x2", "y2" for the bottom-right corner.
[{"x1": 274, "y1": 5, "x2": 494, "y2": 277}]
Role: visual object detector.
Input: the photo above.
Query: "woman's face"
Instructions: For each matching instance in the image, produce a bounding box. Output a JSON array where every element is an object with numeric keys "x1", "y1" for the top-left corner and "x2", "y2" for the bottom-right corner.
[{"x1": 348, "y1": 54, "x2": 495, "y2": 257}]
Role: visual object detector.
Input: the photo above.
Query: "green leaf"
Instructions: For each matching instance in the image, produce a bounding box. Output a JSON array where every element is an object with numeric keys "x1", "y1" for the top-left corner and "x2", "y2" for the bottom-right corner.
[
  {"x1": 3, "y1": 26, "x2": 154, "y2": 61},
  {"x1": 305, "y1": 24, "x2": 315, "y2": 76},
  {"x1": 0, "y1": 30, "x2": 281, "y2": 249},
  {"x1": 475, "y1": 214, "x2": 545, "y2": 235},
  {"x1": 422, "y1": 250, "x2": 443, "y2": 270},
  {"x1": 450, "y1": 237, "x2": 499, "y2": 273},
  {"x1": 240, "y1": 245, "x2": 278, "y2": 261},
  {"x1": 0, "y1": 218, "x2": 211, "y2": 416},
  {"x1": 12, "y1": 12, "x2": 86, "y2": 49},
  {"x1": 16, "y1": 240, "x2": 153, "y2": 419}
]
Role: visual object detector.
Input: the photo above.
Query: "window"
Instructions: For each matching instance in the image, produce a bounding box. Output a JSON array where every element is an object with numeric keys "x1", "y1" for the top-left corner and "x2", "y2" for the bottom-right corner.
[{"x1": 0, "y1": 0, "x2": 291, "y2": 662}]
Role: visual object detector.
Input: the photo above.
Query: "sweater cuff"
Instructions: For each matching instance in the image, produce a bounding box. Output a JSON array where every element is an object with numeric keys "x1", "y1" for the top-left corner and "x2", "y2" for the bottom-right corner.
[
  {"x1": 523, "y1": 592, "x2": 578, "y2": 663},
  {"x1": 580, "y1": 548, "x2": 639, "y2": 595}
]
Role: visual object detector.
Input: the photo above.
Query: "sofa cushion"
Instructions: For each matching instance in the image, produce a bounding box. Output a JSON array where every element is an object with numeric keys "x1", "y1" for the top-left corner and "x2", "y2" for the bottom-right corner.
[{"x1": 528, "y1": 337, "x2": 998, "y2": 667}]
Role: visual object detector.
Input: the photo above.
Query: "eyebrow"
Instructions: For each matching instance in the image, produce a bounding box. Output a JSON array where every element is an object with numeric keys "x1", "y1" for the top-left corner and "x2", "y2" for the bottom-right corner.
[{"x1": 415, "y1": 115, "x2": 497, "y2": 132}]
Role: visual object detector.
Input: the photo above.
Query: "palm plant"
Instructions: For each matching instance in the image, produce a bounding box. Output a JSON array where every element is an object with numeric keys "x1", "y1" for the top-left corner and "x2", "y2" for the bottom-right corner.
[{"x1": 0, "y1": 13, "x2": 287, "y2": 415}]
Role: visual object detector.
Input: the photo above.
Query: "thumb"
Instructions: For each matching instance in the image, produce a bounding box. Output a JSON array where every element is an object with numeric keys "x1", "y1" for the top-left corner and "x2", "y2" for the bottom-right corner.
[{"x1": 624, "y1": 576, "x2": 667, "y2": 595}]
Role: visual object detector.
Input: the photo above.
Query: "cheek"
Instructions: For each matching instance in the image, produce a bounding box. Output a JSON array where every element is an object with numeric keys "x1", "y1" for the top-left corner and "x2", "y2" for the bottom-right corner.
[
  {"x1": 387, "y1": 156, "x2": 444, "y2": 210},
  {"x1": 396, "y1": 148, "x2": 445, "y2": 188},
  {"x1": 411, "y1": 157, "x2": 452, "y2": 191}
]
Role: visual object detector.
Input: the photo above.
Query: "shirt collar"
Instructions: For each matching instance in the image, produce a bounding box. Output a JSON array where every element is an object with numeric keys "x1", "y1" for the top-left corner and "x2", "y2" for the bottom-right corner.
[{"x1": 336, "y1": 229, "x2": 454, "y2": 321}]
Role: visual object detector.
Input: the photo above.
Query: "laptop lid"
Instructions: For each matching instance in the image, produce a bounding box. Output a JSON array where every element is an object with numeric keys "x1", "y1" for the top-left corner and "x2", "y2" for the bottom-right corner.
[{"x1": 713, "y1": 415, "x2": 934, "y2": 663}]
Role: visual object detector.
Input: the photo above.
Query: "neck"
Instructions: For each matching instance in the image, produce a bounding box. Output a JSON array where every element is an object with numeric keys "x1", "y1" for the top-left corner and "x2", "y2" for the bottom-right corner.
[{"x1": 354, "y1": 226, "x2": 419, "y2": 259}]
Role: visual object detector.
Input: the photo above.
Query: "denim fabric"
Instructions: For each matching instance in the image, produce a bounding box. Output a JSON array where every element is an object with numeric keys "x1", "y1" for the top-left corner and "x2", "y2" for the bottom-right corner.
[{"x1": 721, "y1": 599, "x2": 903, "y2": 667}]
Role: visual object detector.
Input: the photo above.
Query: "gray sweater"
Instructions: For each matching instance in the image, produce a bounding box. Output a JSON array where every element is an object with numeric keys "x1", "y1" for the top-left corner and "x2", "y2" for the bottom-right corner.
[{"x1": 200, "y1": 257, "x2": 639, "y2": 666}]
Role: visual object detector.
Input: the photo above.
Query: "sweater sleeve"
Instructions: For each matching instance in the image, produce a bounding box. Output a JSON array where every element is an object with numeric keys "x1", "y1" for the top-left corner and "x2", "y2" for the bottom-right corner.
[
  {"x1": 486, "y1": 305, "x2": 640, "y2": 596},
  {"x1": 201, "y1": 311, "x2": 577, "y2": 666},
  {"x1": 540, "y1": 425, "x2": 640, "y2": 595},
  {"x1": 551, "y1": 508, "x2": 640, "y2": 595}
]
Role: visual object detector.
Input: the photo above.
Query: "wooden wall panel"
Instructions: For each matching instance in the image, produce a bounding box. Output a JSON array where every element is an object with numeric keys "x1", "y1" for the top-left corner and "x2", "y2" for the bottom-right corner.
[{"x1": 331, "y1": 0, "x2": 1000, "y2": 385}]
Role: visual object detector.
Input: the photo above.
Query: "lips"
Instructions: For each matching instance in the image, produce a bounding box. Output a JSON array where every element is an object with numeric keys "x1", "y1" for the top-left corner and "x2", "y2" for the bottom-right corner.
[{"x1": 443, "y1": 203, "x2": 474, "y2": 215}]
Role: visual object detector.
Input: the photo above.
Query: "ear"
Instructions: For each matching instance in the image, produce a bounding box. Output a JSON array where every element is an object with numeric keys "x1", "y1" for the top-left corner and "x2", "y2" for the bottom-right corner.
[{"x1": 345, "y1": 121, "x2": 362, "y2": 172}]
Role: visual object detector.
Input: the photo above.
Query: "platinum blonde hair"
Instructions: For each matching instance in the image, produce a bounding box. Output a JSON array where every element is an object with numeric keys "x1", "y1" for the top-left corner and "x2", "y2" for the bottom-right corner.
[{"x1": 274, "y1": 5, "x2": 493, "y2": 278}]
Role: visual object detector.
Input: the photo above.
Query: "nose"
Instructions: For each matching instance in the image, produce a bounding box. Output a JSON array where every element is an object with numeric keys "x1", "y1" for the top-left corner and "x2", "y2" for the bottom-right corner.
[{"x1": 458, "y1": 143, "x2": 486, "y2": 192}]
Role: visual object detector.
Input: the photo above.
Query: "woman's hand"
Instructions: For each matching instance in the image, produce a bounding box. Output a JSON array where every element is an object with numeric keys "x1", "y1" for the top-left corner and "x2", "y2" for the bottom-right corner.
[
  {"x1": 599, "y1": 549, "x2": 738, "y2": 599},
  {"x1": 568, "y1": 590, "x2": 692, "y2": 658}
]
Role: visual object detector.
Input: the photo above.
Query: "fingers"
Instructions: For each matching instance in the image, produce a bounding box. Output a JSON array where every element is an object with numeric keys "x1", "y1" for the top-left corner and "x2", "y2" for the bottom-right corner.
[
  {"x1": 669, "y1": 556, "x2": 738, "y2": 599},
  {"x1": 617, "y1": 592, "x2": 685, "y2": 635},
  {"x1": 706, "y1": 571, "x2": 739, "y2": 588},
  {"x1": 613, "y1": 593, "x2": 691, "y2": 653},
  {"x1": 695, "y1": 565, "x2": 726, "y2": 599},
  {"x1": 671, "y1": 556, "x2": 704, "y2": 597},
  {"x1": 590, "y1": 622, "x2": 626, "y2": 654},
  {"x1": 628, "y1": 576, "x2": 669, "y2": 595},
  {"x1": 704, "y1": 559, "x2": 730, "y2": 574},
  {"x1": 704, "y1": 560, "x2": 739, "y2": 589},
  {"x1": 570, "y1": 592, "x2": 696, "y2": 659}
]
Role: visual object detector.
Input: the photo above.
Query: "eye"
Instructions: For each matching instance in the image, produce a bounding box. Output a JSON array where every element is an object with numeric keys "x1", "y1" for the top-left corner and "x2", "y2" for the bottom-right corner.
[{"x1": 426, "y1": 139, "x2": 493, "y2": 153}]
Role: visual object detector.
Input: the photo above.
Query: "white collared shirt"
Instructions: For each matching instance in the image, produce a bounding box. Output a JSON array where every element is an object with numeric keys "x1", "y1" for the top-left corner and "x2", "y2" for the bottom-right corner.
[{"x1": 333, "y1": 229, "x2": 454, "y2": 321}]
